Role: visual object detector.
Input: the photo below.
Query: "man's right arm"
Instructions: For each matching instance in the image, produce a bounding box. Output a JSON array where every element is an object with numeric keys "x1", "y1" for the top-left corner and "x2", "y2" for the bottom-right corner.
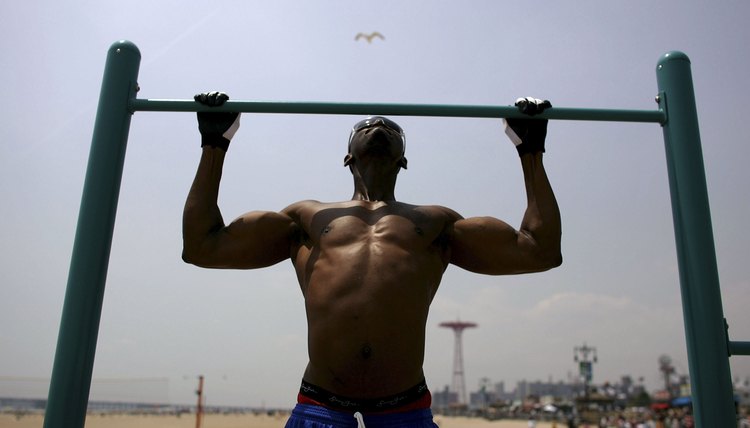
[{"x1": 182, "y1": 92, "x2": 296, "y2": 269}]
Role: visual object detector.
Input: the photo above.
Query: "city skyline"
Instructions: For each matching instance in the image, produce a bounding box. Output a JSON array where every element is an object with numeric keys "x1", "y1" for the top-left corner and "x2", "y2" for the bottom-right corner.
[{"x1": 1, "y1": 336, "x2": 732, "y2": 407}]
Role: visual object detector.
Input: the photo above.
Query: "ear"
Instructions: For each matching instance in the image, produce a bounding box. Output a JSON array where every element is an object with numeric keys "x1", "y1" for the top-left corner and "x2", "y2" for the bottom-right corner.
[
  {"x1": 344, "y1": 153, "x2": 354, "y2": 167},
  {"x1": 399, "y1": 156, "x2": 408, "y2": 170}
]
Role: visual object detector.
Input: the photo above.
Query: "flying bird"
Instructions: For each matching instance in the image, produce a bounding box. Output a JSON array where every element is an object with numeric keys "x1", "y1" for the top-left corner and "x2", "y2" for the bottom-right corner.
[{"x1": 355, "y1": 32, "x2": 385, "y2": 43}]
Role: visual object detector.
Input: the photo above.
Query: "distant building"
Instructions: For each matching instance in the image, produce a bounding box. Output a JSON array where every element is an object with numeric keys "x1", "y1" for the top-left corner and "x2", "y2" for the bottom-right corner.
[
  {"x1": 736, "y1": 386, "x2": 750, "y2": 407},
  {"x1": 469, "y1": 390, "x2": 496, "y2": 408},
  {"x1": 515, "y1": 380, "x2": 577, "y2": 401},
  {"x1": 432, "y1": 385, "x2": 458, "y2": 409},
  {"x1": 465, "y1": 379, "x2": 580, "y2": 409},
  {"x1": 494, "y1": 381, "x2": 516, "y2": 402},
  {"x1": 0, "y1": 397, "x2": 46, "y2": 412}
]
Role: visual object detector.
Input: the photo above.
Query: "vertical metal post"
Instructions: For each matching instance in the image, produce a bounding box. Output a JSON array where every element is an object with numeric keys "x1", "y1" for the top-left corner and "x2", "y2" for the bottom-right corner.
[
  {"x1": 656, "y1": 51, "x2": 736, "y2": 425},
  {"x1": 44, "y1": 40, "x2": 140, "y2": 428}
]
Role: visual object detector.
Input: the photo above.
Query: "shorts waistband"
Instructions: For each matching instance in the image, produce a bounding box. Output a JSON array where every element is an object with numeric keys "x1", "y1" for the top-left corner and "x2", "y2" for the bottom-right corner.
[
  {"x1": 298, "y1": 379, "x2": 431, "y2": 413},
  {"x1": 289, "y1": 403, "x2": 435, "y2": 427}
]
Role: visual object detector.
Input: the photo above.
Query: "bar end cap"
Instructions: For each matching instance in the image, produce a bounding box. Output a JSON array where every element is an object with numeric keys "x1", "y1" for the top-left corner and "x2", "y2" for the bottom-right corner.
[
  {"x1": 109, "y1": 40, "x2": 141, "y2": 58},
  {"x1": 658, "y1": 51, "x2": 690, "y2": 69}
]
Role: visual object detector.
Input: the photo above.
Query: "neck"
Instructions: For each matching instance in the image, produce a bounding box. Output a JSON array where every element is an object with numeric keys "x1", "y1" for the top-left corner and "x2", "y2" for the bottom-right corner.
[
  {"x1": 350, "y1": 167, "x2": 398, "y2": 202},
  {"x1": 351, "y1": 188, "x2": 396, "y2": 202}
]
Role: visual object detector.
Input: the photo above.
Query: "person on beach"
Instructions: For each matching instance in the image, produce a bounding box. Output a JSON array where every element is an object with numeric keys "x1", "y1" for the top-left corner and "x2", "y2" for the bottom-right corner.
[{"x1": 182, "y1": 92, "x2": 562, "y2": 428}]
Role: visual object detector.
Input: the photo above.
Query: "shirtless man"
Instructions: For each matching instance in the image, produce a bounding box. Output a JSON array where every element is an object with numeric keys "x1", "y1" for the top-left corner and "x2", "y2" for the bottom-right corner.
[{"x1": 182, "y1": 92, "x2": 561, "y2": 428}]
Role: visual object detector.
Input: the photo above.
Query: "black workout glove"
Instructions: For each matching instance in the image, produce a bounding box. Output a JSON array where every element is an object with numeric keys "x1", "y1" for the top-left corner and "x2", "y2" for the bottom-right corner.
[
  {"x1": 195, "y1": 91, "x2": 241, "y2": 151},
  {"x1": 503, "y1": 97, "x2": 552, "y2": 156}
]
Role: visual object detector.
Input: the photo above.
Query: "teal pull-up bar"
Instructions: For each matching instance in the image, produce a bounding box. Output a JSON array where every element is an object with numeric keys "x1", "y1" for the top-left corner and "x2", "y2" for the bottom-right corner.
[
  {"x1": 44, "y1": 40, "x2": 744, "y2": 427},
  {"x1": 129, "y1": 97, "x2": 666, "y2": 123}
]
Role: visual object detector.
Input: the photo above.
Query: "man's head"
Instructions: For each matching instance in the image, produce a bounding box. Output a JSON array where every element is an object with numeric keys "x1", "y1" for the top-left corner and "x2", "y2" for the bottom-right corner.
[{"x1": 344, "y1": 116, "x2": 408, "y2": 171}]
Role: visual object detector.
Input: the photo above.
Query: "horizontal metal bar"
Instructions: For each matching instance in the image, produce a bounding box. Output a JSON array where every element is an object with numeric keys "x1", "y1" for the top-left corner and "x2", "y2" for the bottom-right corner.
[
  {"x1": 129, "y1": 98, "x2": 666, "y2": 124},
  {"x1": 729, "y1": 341, "x2": 750, "y2": 356}
]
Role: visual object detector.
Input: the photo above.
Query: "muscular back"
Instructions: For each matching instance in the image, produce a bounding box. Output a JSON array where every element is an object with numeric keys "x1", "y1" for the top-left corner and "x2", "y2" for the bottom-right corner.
[{"x1": 283, "y1": 200, "x2": 460, "y2": 398}]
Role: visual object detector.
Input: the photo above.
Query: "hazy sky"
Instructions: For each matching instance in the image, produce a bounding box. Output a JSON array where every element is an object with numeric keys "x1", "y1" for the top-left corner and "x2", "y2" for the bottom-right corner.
[{"x1": 1, "y1": 0, "x2": 749, "y2": 408}]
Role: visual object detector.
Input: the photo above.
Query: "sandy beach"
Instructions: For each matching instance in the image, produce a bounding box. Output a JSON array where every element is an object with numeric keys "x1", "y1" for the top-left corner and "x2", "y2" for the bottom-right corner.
[{"x1": 0, "y1": 413, "x2": 560, "y2": 428}]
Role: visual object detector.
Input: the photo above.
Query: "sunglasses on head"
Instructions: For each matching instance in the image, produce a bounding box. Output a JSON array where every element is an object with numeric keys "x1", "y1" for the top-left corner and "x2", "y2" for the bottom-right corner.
[
  {"x1": 352, "y1": 116, "x2": 404, "y2": 134},
  {"x1": 348, "y1": 116, "x2": 406, "y2": 152}
]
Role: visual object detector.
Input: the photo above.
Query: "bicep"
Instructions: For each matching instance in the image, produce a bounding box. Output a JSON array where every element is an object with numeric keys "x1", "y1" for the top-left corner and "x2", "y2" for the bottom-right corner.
[
  {"x1": 195, "y1": 210, "x2": 297, "y2": 269},
  {"x1": 449, "y1": 216, "x2": 543, "y2": 275}
]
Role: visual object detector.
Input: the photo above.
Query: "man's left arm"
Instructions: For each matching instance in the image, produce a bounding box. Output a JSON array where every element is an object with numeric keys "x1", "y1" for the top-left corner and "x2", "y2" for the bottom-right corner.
[{"x1": 448, "y1": 97, "x2": 562, "y2": 275}]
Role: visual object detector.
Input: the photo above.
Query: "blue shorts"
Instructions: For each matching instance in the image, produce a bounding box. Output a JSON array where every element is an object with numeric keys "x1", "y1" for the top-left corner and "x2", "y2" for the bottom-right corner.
[{"x1": 284, "y1": 403, "x2": 438, "y2": 428}]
